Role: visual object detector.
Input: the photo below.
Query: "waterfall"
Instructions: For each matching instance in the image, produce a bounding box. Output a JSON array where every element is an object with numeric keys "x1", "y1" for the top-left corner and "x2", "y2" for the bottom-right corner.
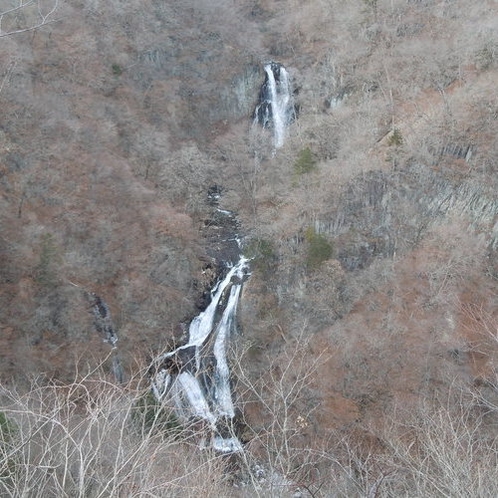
[
  {"x1": 254, "y1": 62, "x2": 295, "y2": 149},
  {"x1": 152, "y1": 256, "x2": 250, "y2": 453},
  {"x1": 90, "y1": 292, "x2": 124, "y2": 383}
]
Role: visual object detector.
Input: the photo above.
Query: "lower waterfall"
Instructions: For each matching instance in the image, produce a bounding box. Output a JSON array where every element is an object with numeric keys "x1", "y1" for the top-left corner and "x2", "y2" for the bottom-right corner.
[{"x1": 151, "y1": 255, "x2": 250, "y2": 453}]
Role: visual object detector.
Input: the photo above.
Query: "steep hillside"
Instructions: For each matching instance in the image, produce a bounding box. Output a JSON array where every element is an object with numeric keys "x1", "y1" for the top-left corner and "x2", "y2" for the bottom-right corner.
[
  {"x1": 0, "y1": 0, "x2": 267, "y2": 380},
  {"x1": 1, "y1": 0, "x2": 498, "y2": 480}
]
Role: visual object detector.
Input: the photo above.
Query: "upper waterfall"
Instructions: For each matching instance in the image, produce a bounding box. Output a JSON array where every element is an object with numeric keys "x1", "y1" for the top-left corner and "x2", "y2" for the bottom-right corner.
[{"x1": 254, "y1": 62, "x2": 295, "y2": 149}]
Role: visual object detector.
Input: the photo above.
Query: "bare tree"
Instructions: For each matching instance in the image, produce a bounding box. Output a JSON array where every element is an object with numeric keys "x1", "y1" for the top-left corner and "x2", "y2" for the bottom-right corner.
[{"x1": 0, "y1": 0, "x2": 59, "y2": 38}]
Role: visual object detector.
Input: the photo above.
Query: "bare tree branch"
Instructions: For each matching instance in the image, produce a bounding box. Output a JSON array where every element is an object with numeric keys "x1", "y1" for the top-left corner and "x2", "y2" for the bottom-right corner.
[
  {"x1": 0, "y1": 58, "x2": 16, "y2": 94},
  {"x1": 0, "y1": 0, "x2": 60, "y2": 38}
]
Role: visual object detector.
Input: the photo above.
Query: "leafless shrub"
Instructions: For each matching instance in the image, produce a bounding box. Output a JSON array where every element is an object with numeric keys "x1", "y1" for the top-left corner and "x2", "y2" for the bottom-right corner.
[
  {"x1": 373, "y1": 397, "x2": 498, "y2": 497},
  {"x1": 231, "y1": 327, "x2": 331, "y2": 496},
  {"x1": 0, "y1": 365, "x2": 235, "y2": 497},
  {"x1": 3, "y1": 344, "x2": 498, "y2": 497}
]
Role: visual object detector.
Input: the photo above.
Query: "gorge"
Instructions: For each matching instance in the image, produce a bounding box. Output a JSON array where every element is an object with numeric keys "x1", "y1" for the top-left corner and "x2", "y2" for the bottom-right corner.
[
  {"x1": 2, "y1": 1, "x2": 498, "y2": 495},
  {"x1": 149, "y1": 61, "x2": 295, "y2": 452}
]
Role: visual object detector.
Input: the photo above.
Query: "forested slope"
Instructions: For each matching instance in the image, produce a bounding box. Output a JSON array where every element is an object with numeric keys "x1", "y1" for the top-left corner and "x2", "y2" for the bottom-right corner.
[{"x1": 1, "y1": 0, "x2": 498, "y2": 495}]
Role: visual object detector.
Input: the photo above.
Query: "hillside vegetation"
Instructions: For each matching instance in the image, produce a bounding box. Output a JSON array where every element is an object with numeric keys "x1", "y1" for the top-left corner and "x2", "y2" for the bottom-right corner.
[{"x1": 2, "y1": 0, "x2": 498, "y2": 495}]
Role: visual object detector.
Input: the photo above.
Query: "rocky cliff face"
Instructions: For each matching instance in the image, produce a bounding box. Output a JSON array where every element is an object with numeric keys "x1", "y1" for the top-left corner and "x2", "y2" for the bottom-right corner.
[{"x1": 1, "y1": 0, "x2": 498, "y2": 449}]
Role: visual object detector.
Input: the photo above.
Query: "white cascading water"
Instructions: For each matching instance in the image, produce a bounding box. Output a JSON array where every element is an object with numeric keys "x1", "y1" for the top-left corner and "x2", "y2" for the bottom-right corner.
[
  {"x1": 254, "y1": 62, "x2": 294, "y2": 149},
  {"x1": 152, "y1": 256, "x2": 249, "y2": 453},
  {"x1": 265, "y1": 64, "x2": 289, "y2": 148}
]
